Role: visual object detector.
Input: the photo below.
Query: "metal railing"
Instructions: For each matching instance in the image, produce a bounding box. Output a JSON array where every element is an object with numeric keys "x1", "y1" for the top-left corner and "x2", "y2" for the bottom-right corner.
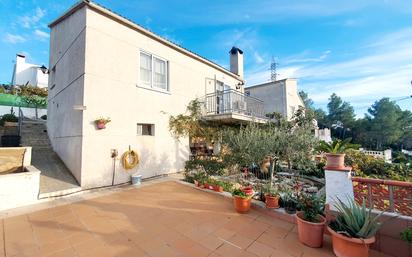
[
  {"x1": 203, "y1": 89, "x2": 265, "y2": 118},
  {"x1": 18, "y1": 107, "x2": 23, "y2": 136},
  {"x1": 352, "y1": 177, "x2": 412, "y2": 216}
]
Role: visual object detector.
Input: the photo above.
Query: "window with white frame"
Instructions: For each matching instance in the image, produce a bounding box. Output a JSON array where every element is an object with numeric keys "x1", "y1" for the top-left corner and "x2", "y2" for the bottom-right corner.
[
  {"x1": 137, "y1": 123, "x2": 155, "y2": 136},
  {"x1": 140, "y1": 51, "x2": 168, "y2": 91}
]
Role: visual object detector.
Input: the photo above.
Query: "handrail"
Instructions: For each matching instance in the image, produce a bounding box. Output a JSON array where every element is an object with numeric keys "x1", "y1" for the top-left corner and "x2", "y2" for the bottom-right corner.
[
  {"x1": 205, "y1": 89, "x2": 264, "y2": 103},
  {"x1": 203, "y1": 89, "x2": 265, "y2": 118},
  {"x1": 18, "y1": 107, "x2": 23, "y2": 136},
  {"x1": 352, "y1": 176, "x2": 412, "y2": 216}
]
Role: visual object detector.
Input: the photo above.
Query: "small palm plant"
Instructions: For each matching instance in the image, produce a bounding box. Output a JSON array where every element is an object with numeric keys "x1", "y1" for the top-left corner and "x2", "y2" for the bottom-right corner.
[
  {"x1": 317, "y1": 138, "x2": 358, "y2": 154},
  {"x1": 330, "y1": 198, "x2": 382, "y2": 239}
]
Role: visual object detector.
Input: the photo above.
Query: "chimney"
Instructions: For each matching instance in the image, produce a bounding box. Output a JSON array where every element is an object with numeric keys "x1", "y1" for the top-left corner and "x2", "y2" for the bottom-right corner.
[
  {"x1": 229, "y1": 46, "x2": 244, "y2": 78},
  {"x1": 16, "y1": 53, "x2": 26, "y2": 66}
]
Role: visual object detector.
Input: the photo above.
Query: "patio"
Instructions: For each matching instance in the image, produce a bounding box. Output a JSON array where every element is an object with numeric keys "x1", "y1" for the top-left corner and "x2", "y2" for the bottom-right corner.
[{"x1": 0, "y1": 180, "x2": 390, "y2": 257}]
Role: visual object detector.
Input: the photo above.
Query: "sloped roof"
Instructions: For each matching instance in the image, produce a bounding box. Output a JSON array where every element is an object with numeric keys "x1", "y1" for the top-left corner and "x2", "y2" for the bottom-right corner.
[{"x1": 49, "y1": 0, "x2": 243, "y2": 81}]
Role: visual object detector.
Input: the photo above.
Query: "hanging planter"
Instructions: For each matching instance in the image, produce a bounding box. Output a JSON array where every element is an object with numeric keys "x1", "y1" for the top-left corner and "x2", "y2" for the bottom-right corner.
[{"x1": 95, "y1": 117, "x2": 111, "y2": 129}]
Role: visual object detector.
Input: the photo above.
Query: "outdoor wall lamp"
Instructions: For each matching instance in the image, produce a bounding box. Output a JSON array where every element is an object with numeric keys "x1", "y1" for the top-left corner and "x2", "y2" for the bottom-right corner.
[{"x1": 39, "y1": 65, "x2": 49, "y2": 74}]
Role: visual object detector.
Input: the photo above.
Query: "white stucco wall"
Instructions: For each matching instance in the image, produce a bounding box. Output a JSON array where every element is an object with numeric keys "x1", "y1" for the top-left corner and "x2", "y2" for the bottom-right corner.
[
  {"x1": 325, "y1": 168, "x2": 355, "y2": 210},
  {"x1": 47, "y1": 6, "x2": 86, "y2": 184},
  {"x1": 11, "y1": 55, "x2": 48, "y2": 88},
  {"x1": 246, "y1": 78, "x2": 304, "y2": 120},
  {"x1": 48, "y1": 4, "x2": 242, "y2": 188},
  {"x1": 0, "y1": 166, "x2": 40, "y2": 211}
]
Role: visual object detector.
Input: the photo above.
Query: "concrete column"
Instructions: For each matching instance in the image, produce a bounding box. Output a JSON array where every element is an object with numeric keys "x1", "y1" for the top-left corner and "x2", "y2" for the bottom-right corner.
[{"x1": 324, "y1": 166, "x2": 354, "y2": 210}]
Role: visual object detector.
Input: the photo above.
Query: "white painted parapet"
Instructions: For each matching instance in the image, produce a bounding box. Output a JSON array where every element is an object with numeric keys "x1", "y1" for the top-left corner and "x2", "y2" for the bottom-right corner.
[
  {"x1": 325, "y1": 166, "x2": 354, "y2": 210},
  {"x1": 0, "y1": 166, "x2": 41, "y2": 211}
]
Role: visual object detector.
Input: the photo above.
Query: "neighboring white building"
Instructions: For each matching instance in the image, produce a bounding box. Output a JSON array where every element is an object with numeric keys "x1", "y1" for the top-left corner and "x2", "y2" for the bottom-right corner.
[
  {"x1": 245, "y1": 78, "x2": 305, "y2": 120},
  {"x1": 11, "y1": 54, "x2": 48, "y2": 88},
  {"x1": 47, "y1": 1, "x2": 264, "y2": 189}
]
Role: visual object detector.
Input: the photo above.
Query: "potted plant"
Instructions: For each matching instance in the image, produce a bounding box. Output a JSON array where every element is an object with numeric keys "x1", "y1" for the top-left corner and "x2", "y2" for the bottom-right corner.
[
  {"x1": 212, "y1": 180, "x2": 224, "y2": 192},
  {"x1": 327, "y1": 198, "x2": 382, "y2": 257},
  {"x1": 95, "y1": 117, "x2": 111, "y2": 129},
  {"x1": 232, "y1": 189, "x2": 252, "y2": 213},
  {"x1": 296, "y1": 193, "x2": 326, "y2": 248},
  {"x1": 241, "y1": 185, "x2": 254, "y2": 197},
  {"x1": 263, "y1": 184, "x2": 280, "y2": 209},
  {"x1": 317, "y1": 138, "x2": 358, "y2": 169}
]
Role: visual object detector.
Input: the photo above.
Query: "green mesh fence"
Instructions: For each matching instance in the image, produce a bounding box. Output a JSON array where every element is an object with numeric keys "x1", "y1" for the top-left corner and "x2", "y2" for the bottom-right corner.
[{"x1": 0, "y1": 93, "x2": 46, "y2": 109}]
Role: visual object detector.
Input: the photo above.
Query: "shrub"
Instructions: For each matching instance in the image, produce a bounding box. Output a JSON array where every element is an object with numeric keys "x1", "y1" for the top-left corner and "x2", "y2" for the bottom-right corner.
[
  {"x1": 40, "y1": 114, "x2": 47, "y2": 120},
  {"x1": 0, "y1": 113, "x2": 18, "y2": 126},
  {"x1": 345, "y1": 149, "x2": 411, "y2": 181},
  {"x1": 400, "y1": 228, "x2": 412, "y2": 244},
  {"x1": 184, "y1": 158, "x2": 225, "y2": 176}
]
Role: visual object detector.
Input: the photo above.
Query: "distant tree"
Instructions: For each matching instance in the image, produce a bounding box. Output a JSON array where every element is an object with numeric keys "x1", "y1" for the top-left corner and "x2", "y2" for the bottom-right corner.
[
  {"x1": 366, "y1": 98, "x2": 411, "y2": 150},
  {"x1": 299, "y1": 90, "x2": 314, "y2": 109},
  {"x1": 327, "y1": 93, "x2": 355, "y2": 138}
]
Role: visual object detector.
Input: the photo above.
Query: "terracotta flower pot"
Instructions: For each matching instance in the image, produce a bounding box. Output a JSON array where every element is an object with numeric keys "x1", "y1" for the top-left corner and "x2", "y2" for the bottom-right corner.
[
  {"x1": 265, "y1": 194, "x2": 280, "y2": 209},
  {"x1": 194, "y1": 180, "x2": 200, "y2": 187},
  {"x1": 327, "y1": 226, "x2": 375, "y2": 257},
  {"x1": 233, "y1": 196, "x2": 251, "y2": 213},
  {"x1": 97, "y1": 122, "x2": 106, "y2": 129},
  {"x1": 325, "y1": 153, "x2": 345, "y2": 169},
  {"x1": 213, "y1": 185, "x2": 223, "y2": 192},
  {"x1": 296, "y1": 212, "x2": 326, "y2": 248},
  {"x1": 203, "y1": 182, "x2": 209, "y2": 189},
  {"x1": 241, "y1": 186, "x2": 254, "y2": 196}
]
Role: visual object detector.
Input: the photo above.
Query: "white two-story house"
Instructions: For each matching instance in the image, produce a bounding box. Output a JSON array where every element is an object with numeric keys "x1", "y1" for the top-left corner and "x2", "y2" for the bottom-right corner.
[{"x1": 47, "y1": 0, "x2": 265, "y2": 189}]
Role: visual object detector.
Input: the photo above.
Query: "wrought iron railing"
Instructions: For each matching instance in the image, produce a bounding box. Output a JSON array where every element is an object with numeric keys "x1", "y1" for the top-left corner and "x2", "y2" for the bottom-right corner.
[
  {"x1": 203, "y1": 89, "x2": 265, "y2": 118},
  {"x1": 352, "y1": 177, "x2": 412, "y2": 216}
]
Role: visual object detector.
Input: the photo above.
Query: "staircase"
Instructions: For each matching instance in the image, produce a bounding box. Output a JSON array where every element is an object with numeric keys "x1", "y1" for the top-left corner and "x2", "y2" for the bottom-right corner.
[{"x1": 20, "y1": 119, "x2": 80, "y2": 197}]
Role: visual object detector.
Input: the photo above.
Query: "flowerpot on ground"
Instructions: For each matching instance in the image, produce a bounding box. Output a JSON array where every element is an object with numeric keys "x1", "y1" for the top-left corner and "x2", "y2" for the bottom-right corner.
[
  {"x1": 265, "y1": 194, "x2": 280, "y2": 209},
  {"x1": 233, "y1": 196, "x2": 251, "y2": 213},
  {"x1": 203, "y1": 182, "x2": 209, "y2": 189},
  {"x1": 327, "y1": 226, "x2": 375, "y2": 257},
  {"x1": 325, "y1": 153, "x2": 345, "y2": 169},
  {"x1": 213, "y1": 185, "x2": 223, "y2": 192},
  {"x1": 232, "y1": 189, "x2": 251, "y2": 213},
  {"x1": 296, "y1": 212, "x2": 326, "y2": 248},
  {"x1": 241, "y1": 186, "x2": 254, "y2": 196},
  {"x1": 194, "y1": 180, "x2": 200, "y2": 187}
]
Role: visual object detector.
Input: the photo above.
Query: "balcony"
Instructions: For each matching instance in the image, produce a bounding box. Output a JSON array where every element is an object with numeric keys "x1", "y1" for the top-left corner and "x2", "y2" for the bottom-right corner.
[{"x1": 202, "y1": 89, "x2": 268, "y2": 123}]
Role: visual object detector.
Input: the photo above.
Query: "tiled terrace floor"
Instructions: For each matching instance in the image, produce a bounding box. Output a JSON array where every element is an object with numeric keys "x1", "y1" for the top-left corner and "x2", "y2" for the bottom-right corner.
[{"x1": 0, "y1": 181, "x2": 390, "y2": 257}]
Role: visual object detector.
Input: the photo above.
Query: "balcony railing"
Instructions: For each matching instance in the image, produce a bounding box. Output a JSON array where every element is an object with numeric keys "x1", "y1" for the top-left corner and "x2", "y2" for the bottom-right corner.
[
  {"x1": 203, "y1": 89, "x2": 265, "y2": 119},
  {"x1": 352, "y1": 177, "x2": 412, "y2": 216}
]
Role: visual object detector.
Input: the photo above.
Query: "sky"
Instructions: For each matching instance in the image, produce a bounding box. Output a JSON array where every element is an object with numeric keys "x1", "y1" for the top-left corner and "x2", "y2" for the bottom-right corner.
[{"x1": 0, "y1": 0, "x2": 411, "y2": 117}]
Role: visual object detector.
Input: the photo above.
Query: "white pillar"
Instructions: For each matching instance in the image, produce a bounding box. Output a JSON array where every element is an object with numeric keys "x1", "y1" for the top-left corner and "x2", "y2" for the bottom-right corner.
[{"x1": 324, "y1": 167, "x2": 354, "y2": 211}]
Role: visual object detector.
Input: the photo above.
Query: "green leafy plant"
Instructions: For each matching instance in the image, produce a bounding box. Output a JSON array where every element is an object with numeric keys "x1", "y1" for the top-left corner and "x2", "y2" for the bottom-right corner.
[
  {"x1": 330, "y1": 198, "x2": 383, "y2": 239},
  {"x1": 317, "y1": 138, "x2": 358, "y2": 154},
  {"x1": 297, "y1": 193, "x2": 325, "y2": 222},
  {"x1": 0, "y1": 113, "x2": 18, "y2": 126},
  {"x1": 400, "y1": 228, "x2": 412, "y2": 244},
  {"x1": 263, "y1": 183, "x2": 279, "y2": 197},
  {"x1": 184, "y1": 158, "x2": 225, "y2": 176},
  {"x1": 232, "y1": 188, "x2": 249, "y2": 198},
  {"x1": 95, "y1": 117, "x2": 111, "y2": 124}
]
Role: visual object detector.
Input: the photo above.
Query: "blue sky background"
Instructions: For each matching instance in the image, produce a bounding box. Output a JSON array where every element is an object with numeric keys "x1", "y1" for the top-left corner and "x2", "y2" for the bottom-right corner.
[{"x1": 0, "y1": 0, "x2": 411, "y2": 116}]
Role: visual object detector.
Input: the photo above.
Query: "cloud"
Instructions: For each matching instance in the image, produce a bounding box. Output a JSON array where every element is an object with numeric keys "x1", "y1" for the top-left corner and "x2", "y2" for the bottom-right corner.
[
  {"x1": 3, "y1": 33, "x2": 26, "y2": 44},
  {"x1": 34, "y1": 29, "x2": 49, "y2": 41},
  {"x1": 19, "y1": 7, "x2": 46, "y2": 28}
]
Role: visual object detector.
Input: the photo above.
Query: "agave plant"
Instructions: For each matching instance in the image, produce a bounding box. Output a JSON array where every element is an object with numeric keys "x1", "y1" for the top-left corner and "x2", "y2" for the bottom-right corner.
[
  {"x1": 317, "y1": 138, "x2": 358, "y2": 154},
  {"x1": 330, "y1": 198, "x2": 383, "y2": 239}
]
